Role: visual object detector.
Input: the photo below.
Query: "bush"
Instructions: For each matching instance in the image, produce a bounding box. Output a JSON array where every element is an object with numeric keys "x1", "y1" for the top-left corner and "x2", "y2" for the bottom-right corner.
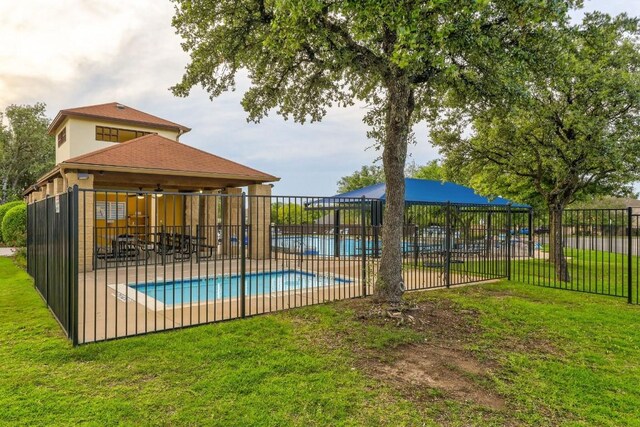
[
  {"x1": 0, "y1": 201, "x2": 23, "y2": 242},
  {"x1": 2, "y1": 203, "x2": 27, "y2": 247}
]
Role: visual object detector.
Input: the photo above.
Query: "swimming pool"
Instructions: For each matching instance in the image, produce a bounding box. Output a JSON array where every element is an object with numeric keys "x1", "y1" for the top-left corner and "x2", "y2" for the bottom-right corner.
[
  {"x1": 272, "y1": 235, "x2": 438, "y2": 256},
  {"x1": 131, "y1": 270, "x2": 351, "y2": 305}
]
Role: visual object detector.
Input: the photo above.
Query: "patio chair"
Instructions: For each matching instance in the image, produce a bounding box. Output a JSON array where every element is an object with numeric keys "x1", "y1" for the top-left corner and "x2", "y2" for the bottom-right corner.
[
  {"x1": 154, "y1": 232, "x2": 175, "y2": 256},
  {"x1": 173, "y1": 234, "x2": 193, "y2": 261},
  {"x1": 113, "y1": 235, "x2": 141, "y2": 261}
]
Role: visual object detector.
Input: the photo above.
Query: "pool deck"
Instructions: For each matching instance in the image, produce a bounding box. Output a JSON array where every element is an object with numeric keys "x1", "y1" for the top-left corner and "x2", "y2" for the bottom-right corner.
[{"x1": 77, "y1": 256, "x2": 502, "y2": 344}]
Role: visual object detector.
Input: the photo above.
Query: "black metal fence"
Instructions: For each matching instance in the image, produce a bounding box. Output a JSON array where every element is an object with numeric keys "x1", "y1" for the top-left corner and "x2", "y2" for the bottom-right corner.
[
  {"x1": 511, "y1": 207, "x2": 639, "y2": 304},
  {"x1": 26, "y1": 189, "x2": 78, "y2": 344},
  {"x1": 28, "y1": 187, "x2": 524, "y2": 344},
  {"x1": 30, "y1": 187, "x2": 640, "y2": 346}
]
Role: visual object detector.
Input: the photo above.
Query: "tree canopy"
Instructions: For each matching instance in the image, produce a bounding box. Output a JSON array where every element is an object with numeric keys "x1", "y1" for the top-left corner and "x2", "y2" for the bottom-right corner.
[
  {"x1": 0, "y1": 103, "x2": 54, "y2": 203},
  {"x1": 271, "y1": 202, "x2": 323, "y2": 225},
  {"x1": 432, "y1": 13, "x2": 640, "y2": 280},
  {"x1": 337, "y1": 165, "x2": 384, "y2": 194},
  {"x1": 172, "y1": 0, "x2": 580, "y2": 302},
  {"x1": 337, "y1": 159, "x2": 446, "y2": 193}
]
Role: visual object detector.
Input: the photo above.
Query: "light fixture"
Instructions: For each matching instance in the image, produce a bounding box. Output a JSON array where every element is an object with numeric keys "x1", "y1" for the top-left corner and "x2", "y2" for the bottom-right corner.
[
  {"x1": 154, "y1": 184, "x2": 164, "y2": 198},
  {"x1": 136, "y1": 187, "x2": 144, "y2": 199},
  {"x1": 78, "y1": 172, "x2": 90, "y2": 180}
]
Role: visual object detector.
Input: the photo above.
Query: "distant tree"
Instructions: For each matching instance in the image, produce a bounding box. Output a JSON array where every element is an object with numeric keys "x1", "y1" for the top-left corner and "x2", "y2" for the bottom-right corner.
[
  {"x1": 407, "y1": 159, "x2": 444, "y2": 182},
  {"x1": 0, "y1": 103, "x2": 54, "y2": 203},
  {"x1": 433, "y1": 13, "x2": 640, "y2": 282},
  {"x1": 336, "y1": 165, "x2": 384, "y2": 193},
  {"x1": 271, "y1": 203, "x2": 322, "y2": 225},
  {"x1": 338, "y1": 159, "x2": 449, "y2": 194},
  {"x1": 172, "y1": 0, "x2": 578, "y2": 303}
]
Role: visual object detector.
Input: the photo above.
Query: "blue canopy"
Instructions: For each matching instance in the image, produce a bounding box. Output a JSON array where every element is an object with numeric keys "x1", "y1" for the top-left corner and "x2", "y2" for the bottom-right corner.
[{"x1": 331, "y1": 178, "x2": 529, "y2": 208}]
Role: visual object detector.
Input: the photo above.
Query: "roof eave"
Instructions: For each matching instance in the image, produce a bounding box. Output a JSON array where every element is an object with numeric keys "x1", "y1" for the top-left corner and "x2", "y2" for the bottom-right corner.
[
  {"x1": 61, "y1": 162, "x2": 279, "y2": 183},
  {"x1": 47, "y1": 111, "x2": 191, "y2": 135}
]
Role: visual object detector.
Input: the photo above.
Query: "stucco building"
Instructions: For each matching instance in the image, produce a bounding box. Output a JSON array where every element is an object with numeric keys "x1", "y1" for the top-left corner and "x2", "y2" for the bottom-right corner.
[{"x1": 25, "y1": 102, "x2": 278, "y2": 271}]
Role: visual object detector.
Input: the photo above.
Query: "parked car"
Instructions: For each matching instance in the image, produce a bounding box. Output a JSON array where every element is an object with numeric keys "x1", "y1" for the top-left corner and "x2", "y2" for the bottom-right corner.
[{"x1": 534, "y1": 226, "x2": 550, "y2": 234}]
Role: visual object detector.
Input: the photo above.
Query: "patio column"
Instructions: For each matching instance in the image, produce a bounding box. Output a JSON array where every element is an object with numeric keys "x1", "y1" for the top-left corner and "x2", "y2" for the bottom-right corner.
[
  {"x1": 203, "y1": 192, "x2": 219, "y2": 249},
  {"x1": 46, "y1": 181, "x2": 55, "y2": 197},
  {"x1": 222, "y1": 187, "x2": 242, "y2": 257},
  {"x1": 53, "y1": 177, "x2": 64, "y2": 195},
  {"x1": 184, "y1": 194, "x2": 200, "y2": 235},
  {"x1": 248, "y1": 184, "x2": 271, "y2": 259},
  {"x1": 65, "y1": 172, "x2": 95, "y2": 272},
  {"x1": 33, "y1": 188, "x2": 45, "y2": 202},
  {"x1": 184, "y1": 192, "x2": 219, "y2": 247}
]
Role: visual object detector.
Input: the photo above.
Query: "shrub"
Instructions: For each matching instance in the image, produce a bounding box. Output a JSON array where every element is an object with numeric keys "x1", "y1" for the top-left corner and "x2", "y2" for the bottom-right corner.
[
  {"x1": 0, "y1": 201, "x2": 23, "y2": 242},
  {"x1": 2, "y1": 203, "x2": 27, "y2": 247}
]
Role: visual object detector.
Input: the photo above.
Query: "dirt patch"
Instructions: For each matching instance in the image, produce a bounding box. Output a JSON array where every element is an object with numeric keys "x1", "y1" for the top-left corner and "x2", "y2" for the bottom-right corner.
[
  {"x1": 368, "y1": 344, "x2": 506, "y2": 411},
  {"x1": 349, "y1": 297, "x2": 481, "y2": 341},
  {"x1": 338, "y1": 298, "x2": 507, "y2": 413}
]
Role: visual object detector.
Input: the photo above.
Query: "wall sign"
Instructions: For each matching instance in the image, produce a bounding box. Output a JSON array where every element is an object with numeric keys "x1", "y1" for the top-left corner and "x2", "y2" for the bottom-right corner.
[
  {"x1": 54, "y1": 195, "x2": 60, "y2": 214},
  {"x1": 95, "y1": 201, "x2": 126, "y2": 220}
]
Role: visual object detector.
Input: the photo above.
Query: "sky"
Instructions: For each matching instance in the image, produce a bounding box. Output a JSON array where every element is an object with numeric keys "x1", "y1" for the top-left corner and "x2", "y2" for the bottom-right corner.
[{"x1": 0, "y1": 0, "x2": 638, "y2": 196}]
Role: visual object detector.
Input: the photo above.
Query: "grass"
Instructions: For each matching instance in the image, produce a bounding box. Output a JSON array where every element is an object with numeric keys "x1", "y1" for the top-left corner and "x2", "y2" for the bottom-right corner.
[
  {"x1": 409, "y1": 285, "x2": 640, "y2": 426},
  {"x1": 510, "y1": 247, "x2": 639, "y2": 301},
  {"x1": 2, "y1": 255, "x2": 640, "y2": 425},
  {"x1": 0, "y1": 257, "x2": 420, "y2": 426},
  {"x1": 405, "y1": 246, "x2": 640, "y2": 302}
]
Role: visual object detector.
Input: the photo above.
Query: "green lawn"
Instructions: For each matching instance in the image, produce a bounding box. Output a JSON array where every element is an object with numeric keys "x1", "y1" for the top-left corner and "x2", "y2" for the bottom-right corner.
[{"x1": 2, "y1": 256, "x2": 640, "y2": 426}]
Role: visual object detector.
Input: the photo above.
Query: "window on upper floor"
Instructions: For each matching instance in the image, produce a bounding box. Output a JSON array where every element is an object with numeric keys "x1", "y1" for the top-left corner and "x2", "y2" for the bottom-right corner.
[
  {"x1": 95, "y1": 126, "x2": 151, "y2": 143},
  {"x1": 57, "y1": 127, "x2": 66, "y2": 147}
]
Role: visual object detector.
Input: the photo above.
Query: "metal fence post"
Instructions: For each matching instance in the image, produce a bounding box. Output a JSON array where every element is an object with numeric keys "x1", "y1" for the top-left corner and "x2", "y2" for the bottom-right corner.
[
  {"x1": 333, "y1": 209, "x2": 341, "y2": 258},
  {"x1": 360, "y1": 196, "x2": 367, "y2": 297},
  {"x1": 240, "y1": 192, "x2": 247, "y2": 317},
  {"x1": 628, "y1": 207, "x2": 633, "y2": 304},
  {"x1": 528, "y1": 208, "x2": 534, "y2": 258},
  {"x1": 70, "y1": 185, "x2": 79, "y2": 346},
  {"x1": 413, "y1": 225, "x2": 419, "y2": 268},
  {"x1": 45, "y1": 193, "x2": 49, "y2": 303},
  {"x1": 506, "y1": 203, "x2": 512, "y2": 281},
  {"x1": 445, "y1": 202, "x2": 451, "y2": 288}
]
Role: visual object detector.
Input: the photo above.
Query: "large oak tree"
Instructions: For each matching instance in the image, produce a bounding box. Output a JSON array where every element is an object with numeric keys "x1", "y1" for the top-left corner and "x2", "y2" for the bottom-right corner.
[{"x1": 171, "y1": 0, "x2": 577, "y2": 303}]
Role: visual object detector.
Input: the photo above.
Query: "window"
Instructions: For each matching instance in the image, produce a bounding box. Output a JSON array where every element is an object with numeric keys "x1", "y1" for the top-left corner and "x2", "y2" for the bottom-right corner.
[
  {"x1": 95, "y1": 126, "x2": 150, "y2": 143},
  {"x1": 57, "y1": 127, "x2": 66, "y2": 147}
]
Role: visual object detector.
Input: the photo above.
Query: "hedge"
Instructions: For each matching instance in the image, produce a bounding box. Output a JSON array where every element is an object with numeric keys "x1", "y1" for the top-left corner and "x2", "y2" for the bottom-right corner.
[
  {"x1": 2, "y1": 203, "x2": 27, "y2": 247},
  {"x1": 0, "y1": 201, "x2": 24, "y2": 243}
]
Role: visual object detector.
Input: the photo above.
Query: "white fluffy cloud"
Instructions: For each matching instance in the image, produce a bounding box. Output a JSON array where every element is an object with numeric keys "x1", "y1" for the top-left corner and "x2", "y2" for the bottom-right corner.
[{"x1": 0, "y1": 0, "x2": 636, "y2": 195}]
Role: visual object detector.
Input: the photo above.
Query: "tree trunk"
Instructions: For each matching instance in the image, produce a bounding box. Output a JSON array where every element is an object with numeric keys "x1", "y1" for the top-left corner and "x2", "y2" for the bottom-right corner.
[
  {"x1": 549, "y1": 204, "x2": 570, "y2": 282},
  {"x1": 374, "y1": 78, "x2": 414, "y2": 303}
]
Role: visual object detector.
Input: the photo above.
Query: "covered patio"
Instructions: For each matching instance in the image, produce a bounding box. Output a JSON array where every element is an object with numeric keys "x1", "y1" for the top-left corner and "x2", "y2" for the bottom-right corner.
[{"x1": 26, "y1": 134, "x2": 278, "y2": 272}]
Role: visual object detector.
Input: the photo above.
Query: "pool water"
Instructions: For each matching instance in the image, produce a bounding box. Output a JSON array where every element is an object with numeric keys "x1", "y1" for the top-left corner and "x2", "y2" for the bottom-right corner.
[
  {"x1": 272, "y1": 235, "x2": 438, "y2": 256},
  {"x1": 272, "y1": 235, "x2": 402, "y2": 256},
  {"x1": 131, "y1": 270, "x2": 351, "y2": 305}
]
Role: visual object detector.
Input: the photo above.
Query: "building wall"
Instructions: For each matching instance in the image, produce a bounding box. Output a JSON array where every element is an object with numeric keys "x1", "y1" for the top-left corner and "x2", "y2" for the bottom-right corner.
[
  {"x1": 55, "y1": 117, "x2": 180, "y2": 164},
  {"x1": 155, "y1": 194, "x2": 184, "y2": 229}
]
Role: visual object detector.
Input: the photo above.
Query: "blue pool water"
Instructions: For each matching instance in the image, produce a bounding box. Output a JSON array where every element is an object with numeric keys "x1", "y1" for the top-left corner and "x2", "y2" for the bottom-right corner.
[
  {"x1": 131, "y1": 270, "x2": 351, "y2": 305},
  {"x1": 272, "y1": 235, "x2": 429, "y2": 256},
  {"x1": 273, "y1": 235, "x2": 399, "y2": 256}
]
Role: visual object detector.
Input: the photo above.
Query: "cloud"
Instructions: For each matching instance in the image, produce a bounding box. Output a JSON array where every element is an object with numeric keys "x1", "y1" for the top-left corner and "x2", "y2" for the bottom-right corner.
[{"x1": 1, "y1": 0, "x2": 636, "y2": 196}]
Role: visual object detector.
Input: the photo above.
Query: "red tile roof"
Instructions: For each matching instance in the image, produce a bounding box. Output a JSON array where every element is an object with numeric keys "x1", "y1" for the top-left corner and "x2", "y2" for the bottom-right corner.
[
  {"x1": 48, "y1": 102, "x2": 191, "y2": 135},
  {"x1": 62, "y1": 134, "x2": 278, "y2": 182}
]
